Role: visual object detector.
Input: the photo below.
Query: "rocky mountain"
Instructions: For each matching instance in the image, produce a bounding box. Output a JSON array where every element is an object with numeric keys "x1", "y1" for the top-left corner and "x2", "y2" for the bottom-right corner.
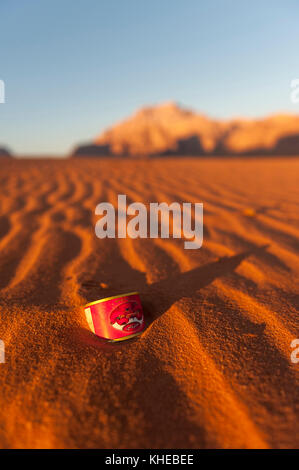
[{"x1": 71, "y1": 102, "x2": 299, "y2": 157}]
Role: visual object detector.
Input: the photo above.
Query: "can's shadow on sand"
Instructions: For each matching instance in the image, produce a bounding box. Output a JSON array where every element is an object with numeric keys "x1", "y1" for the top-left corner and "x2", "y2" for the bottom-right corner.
[{"x1": 76, "y1": 244, "x2": 270, "y2": 349}]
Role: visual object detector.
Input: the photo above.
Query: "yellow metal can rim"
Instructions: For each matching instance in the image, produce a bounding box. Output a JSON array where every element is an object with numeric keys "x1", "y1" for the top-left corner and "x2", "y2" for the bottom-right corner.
[
  {"x1": 108, "y1": 331, "x2": 143, "y2": 342},
  {"x1": 84, "y1": 291, "x2": 139, "y2": 308}
]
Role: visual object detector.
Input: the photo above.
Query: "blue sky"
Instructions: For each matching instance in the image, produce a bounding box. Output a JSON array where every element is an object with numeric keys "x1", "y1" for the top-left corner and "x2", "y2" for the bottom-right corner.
[{"x1": 1, "y1": 0, "x2": 299, "y2": 155}]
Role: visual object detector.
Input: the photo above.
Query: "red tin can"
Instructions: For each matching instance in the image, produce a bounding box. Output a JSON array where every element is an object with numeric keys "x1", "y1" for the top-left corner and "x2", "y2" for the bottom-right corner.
[{"x1": 84, "y1": 291, "x2": 145, "y2": 341}]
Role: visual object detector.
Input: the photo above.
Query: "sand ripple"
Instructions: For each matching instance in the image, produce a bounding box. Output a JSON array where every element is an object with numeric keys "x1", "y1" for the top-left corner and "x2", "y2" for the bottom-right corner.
[{"x1": 0, "y1": 157, "x2": 298, "y2": 448}]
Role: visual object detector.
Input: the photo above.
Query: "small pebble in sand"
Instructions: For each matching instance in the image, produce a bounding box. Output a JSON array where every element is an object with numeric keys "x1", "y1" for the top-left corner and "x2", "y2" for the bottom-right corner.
[{"x1": 242, "y1": 208, "x2": 257, "y2": 217}]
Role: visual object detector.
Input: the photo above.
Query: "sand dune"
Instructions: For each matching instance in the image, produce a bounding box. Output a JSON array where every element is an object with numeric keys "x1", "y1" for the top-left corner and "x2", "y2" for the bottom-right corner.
[{"x1": 0, "y1": 157, "x2": 298, "y2": 448}]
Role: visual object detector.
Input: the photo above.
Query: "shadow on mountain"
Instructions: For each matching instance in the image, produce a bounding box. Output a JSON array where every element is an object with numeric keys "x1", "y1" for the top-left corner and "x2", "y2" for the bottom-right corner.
[
  {"x1": 160, "y1": 135, "x2": 205, "y2": 157},
  {"x1": 71, "y1": 143, "x2": 112, "y2": 158},
  {"x1": 271, "y1": 133, "x2": 299, "y2": 155}
]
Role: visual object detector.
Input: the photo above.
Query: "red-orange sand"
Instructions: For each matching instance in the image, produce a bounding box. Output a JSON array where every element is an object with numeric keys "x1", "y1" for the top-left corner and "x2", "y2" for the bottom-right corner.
[{"x1": 0, "y1": 157, "x2": 298, "y2": 449}]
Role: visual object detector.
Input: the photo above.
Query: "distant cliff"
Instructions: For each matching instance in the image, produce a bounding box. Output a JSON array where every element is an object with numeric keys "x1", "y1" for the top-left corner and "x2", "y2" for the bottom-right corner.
[
  {"x1": 71, "y1": 102, "x2": 299, "y2": 157},
  {"x1": 0, "y1": 147, "x2": 12, "y2": 158}
]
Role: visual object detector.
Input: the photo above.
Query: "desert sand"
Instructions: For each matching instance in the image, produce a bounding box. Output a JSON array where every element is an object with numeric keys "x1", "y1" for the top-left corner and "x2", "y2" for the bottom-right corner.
[{"x1": 0, "y1": 157, "x2": 298, "y2": 448}]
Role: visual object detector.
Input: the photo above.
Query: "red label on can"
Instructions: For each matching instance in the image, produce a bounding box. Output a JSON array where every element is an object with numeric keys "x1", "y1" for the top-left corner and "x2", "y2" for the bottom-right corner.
[{"x1": 84, "y1": 292, "x2": 144, "y2": 341}]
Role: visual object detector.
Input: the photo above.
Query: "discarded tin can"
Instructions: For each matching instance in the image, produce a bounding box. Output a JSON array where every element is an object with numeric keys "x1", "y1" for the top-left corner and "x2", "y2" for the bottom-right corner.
[{"x1": 84, "y1": 292, "x2": 145, "y2": 341}]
